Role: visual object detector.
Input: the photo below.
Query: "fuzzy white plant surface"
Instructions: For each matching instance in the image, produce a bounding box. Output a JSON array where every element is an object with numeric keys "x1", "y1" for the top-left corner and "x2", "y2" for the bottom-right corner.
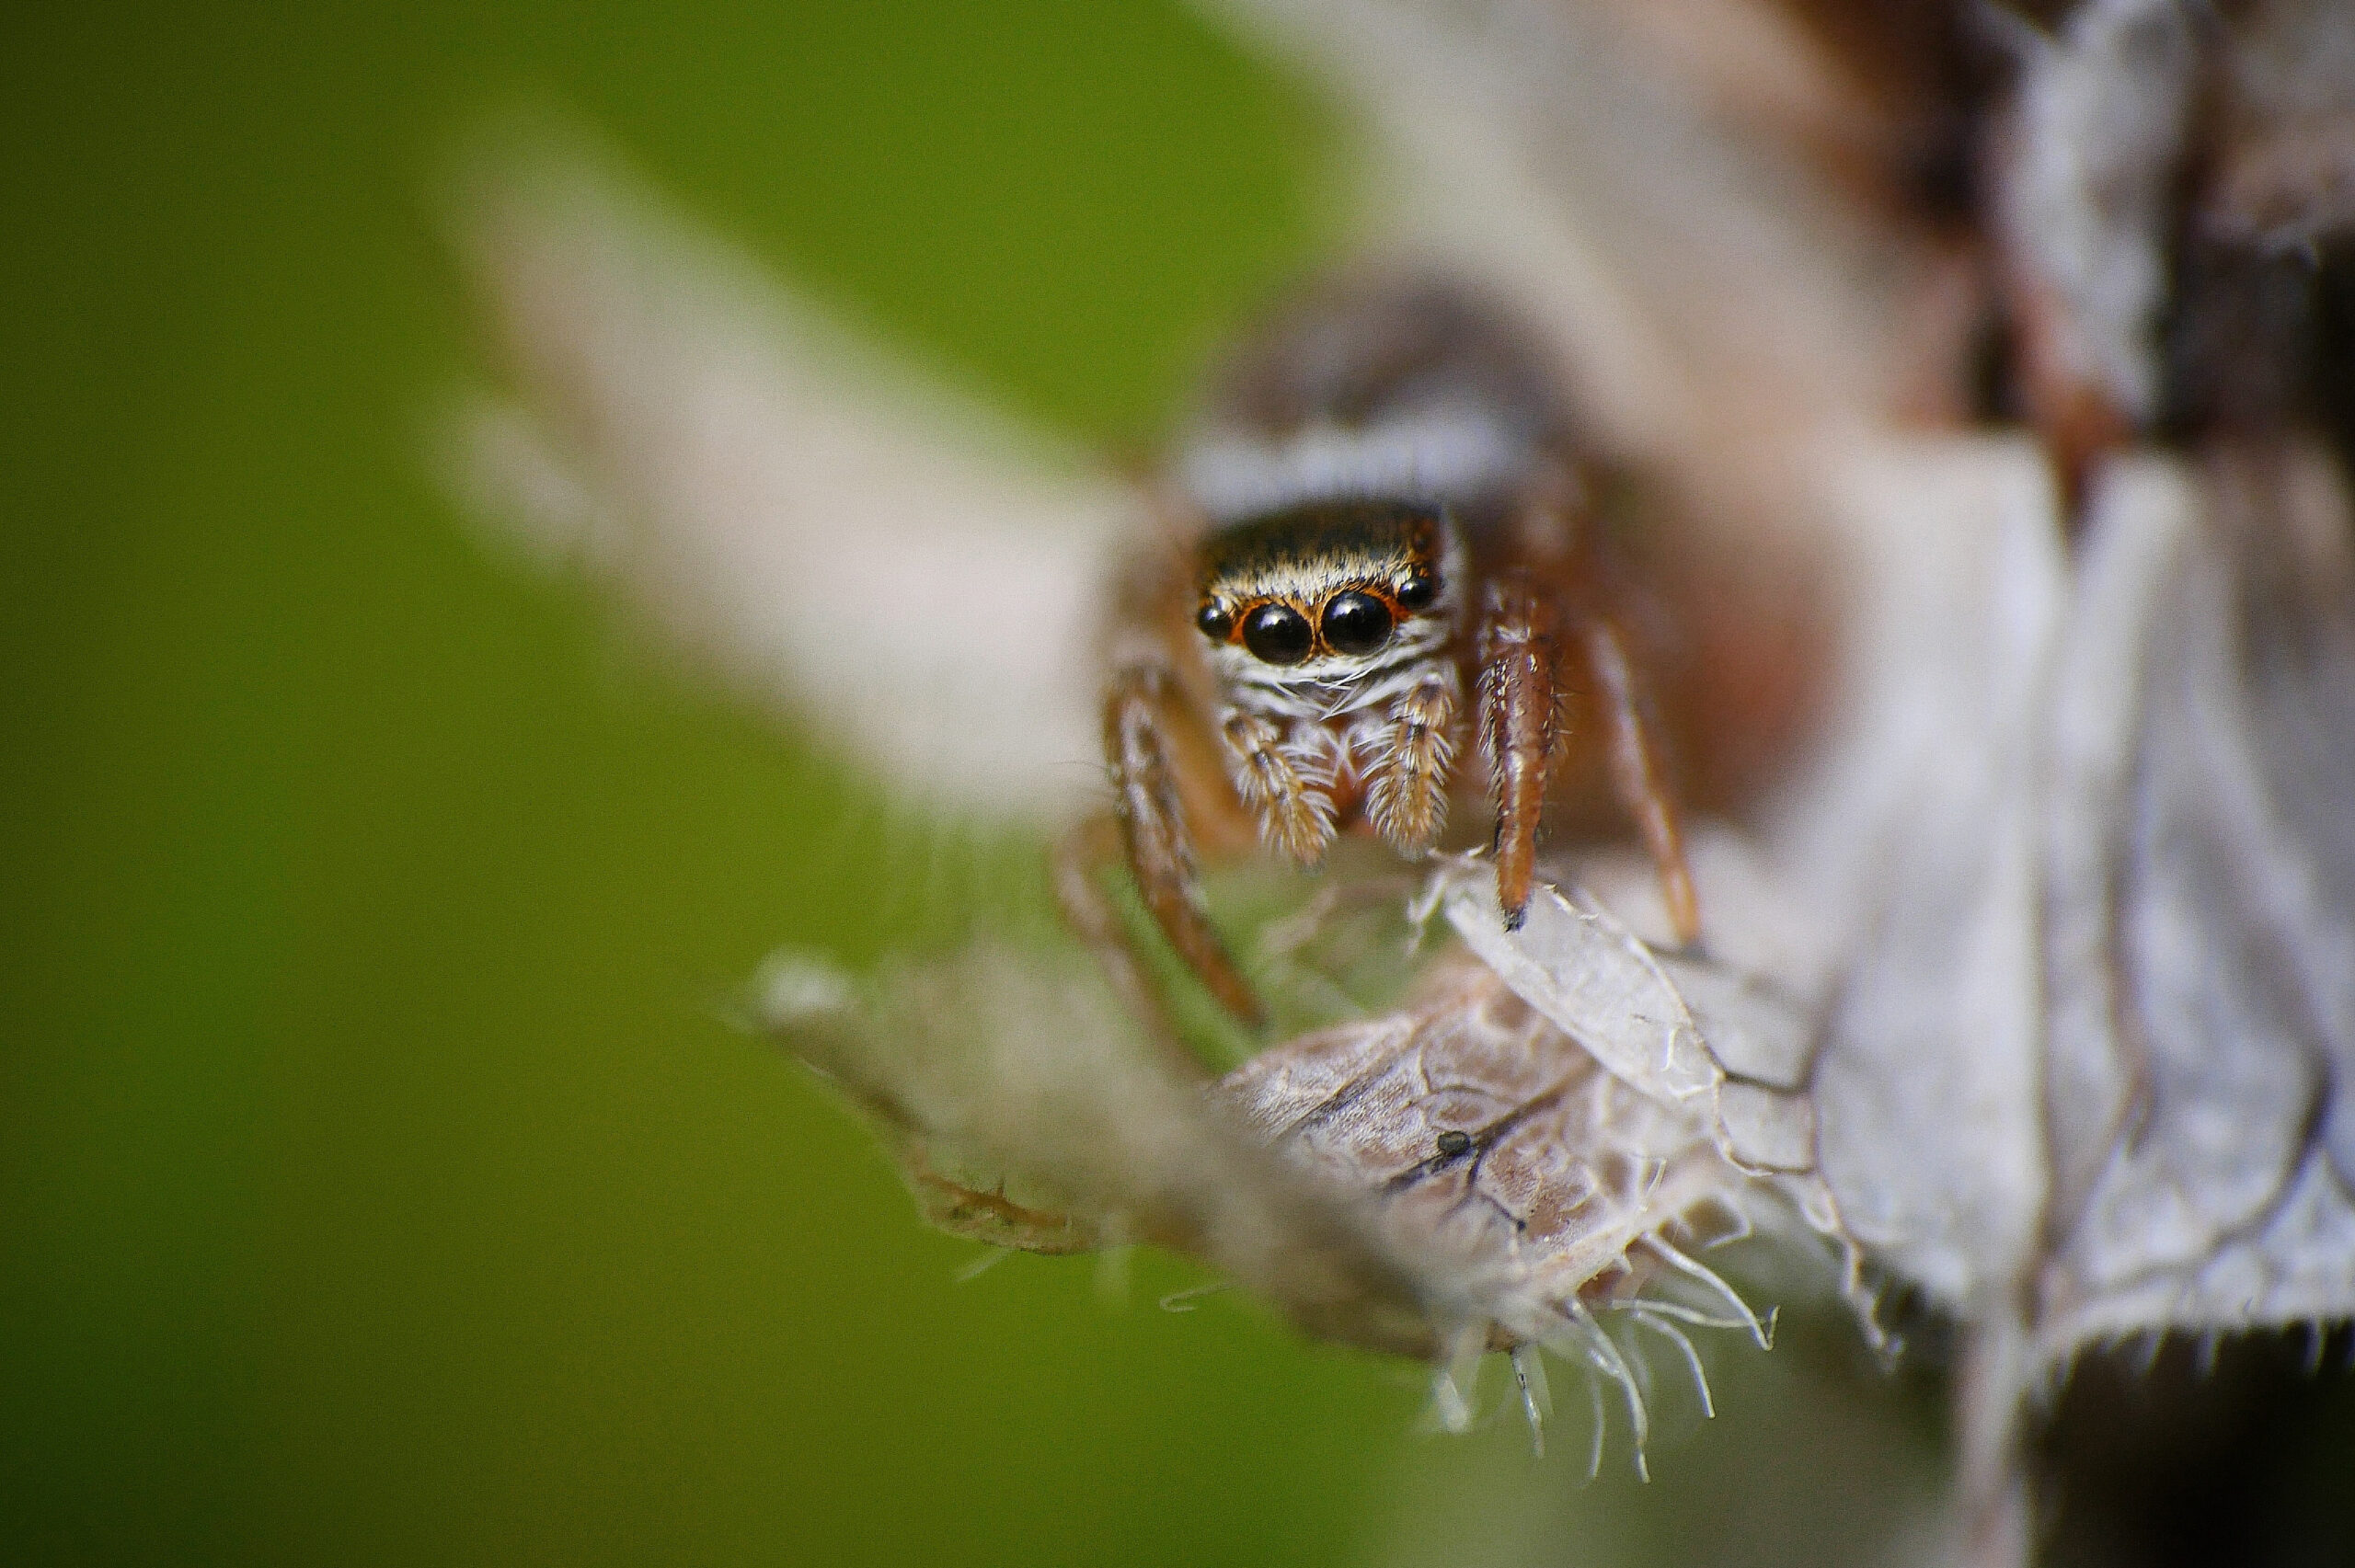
[
  {"x1": 444, "y1": 137, "x2": 1126, "y2": 824},
  {"x1": 756, "y1": 874, "x2": 1823, "y2": 1471},
  {"x1": 448, "y1": 5, "x2": 2355, "y2": 1565}
]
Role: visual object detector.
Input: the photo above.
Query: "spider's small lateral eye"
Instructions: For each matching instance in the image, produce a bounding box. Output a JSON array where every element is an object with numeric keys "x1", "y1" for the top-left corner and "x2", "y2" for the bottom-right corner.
[
  {"x1": 1321, "y1": 590, "x2": 1393, "y2": 657},
  {"x1": 1242, "y1": 602, "x2": 1313, "y2": 665},
  {"x1": 1396, "y1": 572, "x2": 1439, "y2": 612},
  {"x1": 1435, "y1": 1129, "x2": 1473, "y2": 1158},
  {"x1": 1196, "y1": 601, "x2": 1233, "y2": 641}
]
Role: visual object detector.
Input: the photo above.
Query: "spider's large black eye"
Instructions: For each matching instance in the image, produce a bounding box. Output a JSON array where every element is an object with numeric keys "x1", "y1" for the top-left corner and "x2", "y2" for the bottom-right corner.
[
  {"x1": 1196, "y1": 601, "x2": 1233, "y2": 641},
  {"x1": 1242, "y1": 602, "x2": 1313, "y2": 665},
  {"x1": 1320, "y1": 590, "x2": 1393, "y2": 657}
]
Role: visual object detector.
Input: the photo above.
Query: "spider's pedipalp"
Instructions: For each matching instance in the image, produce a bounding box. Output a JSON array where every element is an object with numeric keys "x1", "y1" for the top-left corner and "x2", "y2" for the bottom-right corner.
[
  {"x1": 1476, "y1": 582, "x2": 1562, "y2": 930},
  {"x1": 1220, "y1": 707, "x2": 1337, "y2": 866},
  {"x1": 1364, "y1": 668, "x2": 1458, "y2": 853}
]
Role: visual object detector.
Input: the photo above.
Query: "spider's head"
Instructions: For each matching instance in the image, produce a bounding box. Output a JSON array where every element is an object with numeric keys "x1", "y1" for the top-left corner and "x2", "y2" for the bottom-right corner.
[{"x1": 1192, "y1": 499, "x2": 1453, "y2": 678}]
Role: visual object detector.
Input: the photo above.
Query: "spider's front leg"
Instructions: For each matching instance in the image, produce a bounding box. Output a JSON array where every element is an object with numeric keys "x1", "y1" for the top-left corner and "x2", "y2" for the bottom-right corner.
[
  {"x1": 1472, "y1": 585, "x2": 1704, "y2": 944},
  {"x1": 1080, "y1": 659, "x2": 1266, "y2": 1028},
  {"x1": 1475, "y1": 578, "x2": 1562, "y2": 931}
]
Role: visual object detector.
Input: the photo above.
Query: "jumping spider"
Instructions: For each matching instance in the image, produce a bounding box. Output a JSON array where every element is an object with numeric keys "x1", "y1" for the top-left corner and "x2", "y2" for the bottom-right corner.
[{"x1": 1063, "y1": 277, "x2": 1702, "y2": 1029}]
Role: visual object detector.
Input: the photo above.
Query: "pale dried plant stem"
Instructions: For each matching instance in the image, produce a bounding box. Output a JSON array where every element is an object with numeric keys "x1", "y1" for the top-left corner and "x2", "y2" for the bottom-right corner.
[{"x1": 1953, "y1": 1313, "x2": 2036, "y2": 1568}]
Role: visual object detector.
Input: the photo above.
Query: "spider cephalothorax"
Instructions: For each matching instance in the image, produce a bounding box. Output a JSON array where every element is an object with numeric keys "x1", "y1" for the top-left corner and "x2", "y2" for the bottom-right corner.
[{"x1": 1067, "y1": 277, "x2": 1702, "y2": 1028}]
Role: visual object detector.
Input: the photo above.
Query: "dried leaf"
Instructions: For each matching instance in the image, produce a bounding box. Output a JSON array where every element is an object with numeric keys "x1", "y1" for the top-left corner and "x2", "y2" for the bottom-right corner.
[
  {"x1": 758, "y1": 944, "x2": 1448, "y2": 1358},
  {"x1": 1435, "y1": 861, "x2": 1824, "y2": 1183},
  {"x1": 760, "y1": 903, "x2": 1845, "y2": 1456},
  {"x1": 1221, "y1": 940, "x2": 1827, "y2": 1339},
  {"x1": 2030, "y1": 450, "x2": 2355, "y2": 1353}
]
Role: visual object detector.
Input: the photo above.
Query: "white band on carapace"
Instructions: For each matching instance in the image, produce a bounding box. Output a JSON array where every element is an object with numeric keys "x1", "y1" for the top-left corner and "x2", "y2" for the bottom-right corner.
[{"x1": 1180, "y1": 406, "x2": 1531, "y2": 521}]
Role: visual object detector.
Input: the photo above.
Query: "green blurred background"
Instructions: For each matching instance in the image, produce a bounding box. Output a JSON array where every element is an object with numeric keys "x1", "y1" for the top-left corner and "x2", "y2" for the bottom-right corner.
[{"x1": 0, "y1": 3, "x2": 2080, "y2": 1562}]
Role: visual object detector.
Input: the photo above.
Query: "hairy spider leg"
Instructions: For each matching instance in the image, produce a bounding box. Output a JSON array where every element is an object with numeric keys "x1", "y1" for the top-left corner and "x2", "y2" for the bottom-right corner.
[
  {"x1": 1476, "y1": 579, "x2": 1563, "y2": 931},
  {"x1": 1055, "y1": 815, "x2": 1193, "y2": 1053},
  {"x1": 1095, "y1": 663, "x2": 1266, "y2": 1027},
  {"x1": 1218, "y1": 707, "x2": 1336, "y2": 866},
  {"x1": 1363, "y1": 668, "x2": 1459, "y2": 853},
  {"x1": 1576, "y1": 614, "x2": 1702, "y2": 946}
]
